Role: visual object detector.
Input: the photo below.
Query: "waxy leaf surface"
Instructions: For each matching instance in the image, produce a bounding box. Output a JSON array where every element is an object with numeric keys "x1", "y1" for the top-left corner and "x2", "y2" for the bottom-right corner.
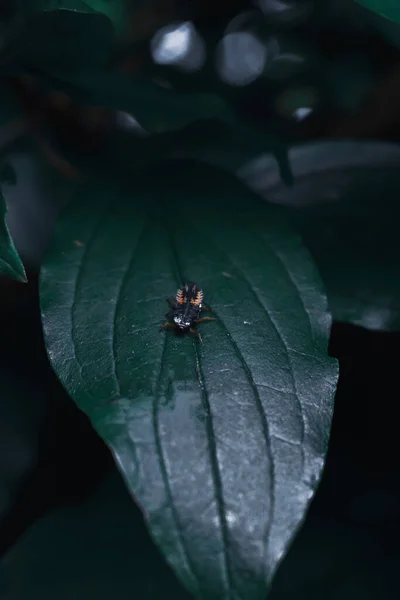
[{"x1": 40, "y1": 164, "x2": 337, "y2": 599}]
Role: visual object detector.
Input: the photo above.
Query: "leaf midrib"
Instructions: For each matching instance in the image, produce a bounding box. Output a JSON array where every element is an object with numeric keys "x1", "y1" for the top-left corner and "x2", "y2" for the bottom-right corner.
[{"x1": 167, "y1": 230, "x2": 235, "y2": 598}]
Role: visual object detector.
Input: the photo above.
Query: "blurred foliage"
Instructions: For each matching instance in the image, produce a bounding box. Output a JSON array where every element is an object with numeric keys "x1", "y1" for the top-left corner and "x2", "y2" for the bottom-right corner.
[
  {"x1": 83, "y1": 0, "x2": 130, "y2": 35},
  {"x1": 19, "y1": 5, "x2": 114, "y2": 75},
  {"x1": 239, "y1": 141, "x2": 400, "y2": 331},
  {"x1": 356, "y1": 0, "x2": 400, "y2": 24}
]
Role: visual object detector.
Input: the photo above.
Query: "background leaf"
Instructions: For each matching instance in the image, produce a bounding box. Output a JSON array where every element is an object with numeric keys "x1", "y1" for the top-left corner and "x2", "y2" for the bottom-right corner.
[
  {"x1": 40, "y1": 163, "x2": 337, "y2": 599},
  {"x1": 1, "y1": 146, "x2": 76, "y2": 270},
  {"x1": 355, "y1": 0, "x2": 400, "y2": 24},
  {"x1": 32, "y1": 0, "x2": 129, "y2": 35},
  {"x1": 238, "y1": 140, "x2": 400, "y2": 332},
  {"x1": 0, "y1": 190, "x2": 26, "y2": 281},
  {"x1": 10, "y1": 6, "x2": 236, "y2": 135},
  {"x1": 36, "y1": 69, "x2": 236, "y2": 134},
  {"x1": 16, "y1": 3, "x2": 114, "y2": 76},
  {"x1": 83, "y1": 0, "x2": 130, "y2": 36}
]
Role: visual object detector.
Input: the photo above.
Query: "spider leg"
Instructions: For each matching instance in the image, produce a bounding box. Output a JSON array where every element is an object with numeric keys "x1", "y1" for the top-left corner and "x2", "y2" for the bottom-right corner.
[
  {"x1": 195, "y1": 317, "x2": 216, "y2": 324},
  {"x1": 190, "y1": 328, "x2": 203, "y2": 343},
  {"x1": 165, "y1": 310, "x2": 174, "y2": 318},
  {"x1": 202, "y1": 304, "x2": 212, "y2": 312},
  {"x1": 159, "y1": 322, "x2": 176, "y2": 333}
]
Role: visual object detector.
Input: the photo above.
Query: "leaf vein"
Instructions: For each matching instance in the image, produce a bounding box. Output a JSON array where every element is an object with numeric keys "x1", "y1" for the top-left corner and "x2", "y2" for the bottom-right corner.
[
  {"x1": 259, "y1": 234, "x2": 315, "y2": 341},
  {"x1": 111, "y1": 220, "x2": 148, "y2": 399},
  {"x1": 71, "y1": 201, "x2": 111, "y2": 380},
  {"x1": 210, "y1": 308, "x2": 274, "y2": 573},
  {"x1": 207, "y1": 242, "x2": 306, "y2": 473},
  {"x1": 165, "y1": 224, "x2": 234, "y2": 595},
  {"x1": 187, "y1": 222, "x2": 306, "y2": 478},
  {"x1": 153, "y1": 333, "x2": 201, "y2": 594},
  {"x1": 193, "y1": 340, "x2": 235, "y2": 597}
]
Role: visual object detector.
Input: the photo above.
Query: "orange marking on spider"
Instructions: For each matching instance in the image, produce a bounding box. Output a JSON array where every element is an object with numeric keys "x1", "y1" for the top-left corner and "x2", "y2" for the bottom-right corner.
[
  {"x1": 176, "y1": 289, "x2": 185, "y2": 304},
  {"x1": 190, "y1": 290, "x2": 203, "y2": 306}
]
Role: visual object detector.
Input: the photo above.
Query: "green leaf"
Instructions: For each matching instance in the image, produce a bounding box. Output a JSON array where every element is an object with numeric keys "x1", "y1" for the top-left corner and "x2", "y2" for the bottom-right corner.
[
  {"x1": 238, "y1": 140, "x2": 400, "y2": 332},
  {"x1": 355, "y1": 1, "x2": 400, "y2": 49},
  {"x1": 56, "y1": 117, "x2": 291, "y2": 190},
  {"x1": 82, "y1": 0, "x2": 130, "y2": 36},
  {"x1": 0, "y1": 190, "x2": 26, "y2": 282},
  {"x1": 40, "y1": 164, "x2": 337, "y2": 599},
  {"x1": 355, "y1": 0, "x2": 400, "y2": 24},
  {"x1": 33, "y1": 0, "x2": 105, "y2": 9},
  {"x1": 32, "y1": 0, "x2": 128, "y2": 29},
  {"x1": 40, "y1": 69, "x2": 236, "y2": 134},
  {"x1": 18, "y1": 3, "x2": 114, "y2": 75},
  {"x1": 12, "y1": 6, "x2": 235, "y2": 135},
  {"x1": 172, "y1": 122, "x2": 293, "y2": 186}
]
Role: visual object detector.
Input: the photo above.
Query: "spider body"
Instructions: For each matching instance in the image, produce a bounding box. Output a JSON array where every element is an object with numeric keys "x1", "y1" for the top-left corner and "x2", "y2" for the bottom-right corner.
[{"x1": 160, "y1": 282, "x2": 215, "y2": 343}]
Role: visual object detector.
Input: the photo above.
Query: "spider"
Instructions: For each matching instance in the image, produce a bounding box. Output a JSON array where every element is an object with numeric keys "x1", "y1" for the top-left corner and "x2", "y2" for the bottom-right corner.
[{"x1": 160, "y1": 281, "x2": 216, "y2": 343}]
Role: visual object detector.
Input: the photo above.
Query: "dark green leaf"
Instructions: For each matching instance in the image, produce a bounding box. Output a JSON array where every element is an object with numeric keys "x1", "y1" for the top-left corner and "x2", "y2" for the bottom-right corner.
[
  {"x1": 173, "y1": 122, "x2": 292, "y2": 186},
  {"x1": 13, "y1": 5, "x2": 235, "y2": 135},
  {"x1": 356, "y1": 2, "x2": 400, "y2": 49},
  {"x1": 56, "y1": 118, "x2": 291, "y2": 190},
  {"x1": 355, "y1": 0, "x2": 400, "y2": 24},
  {"x1": 41, "y1": 69, "x2": 236, "y2": 133},
  {"x1": 238, "y1": 141, "x2": 400, "y2": 332},
  {"x1": 12, "y1": 6, "x2": 259, "y2": 142},
  {"x1": 19, "y1": 3, "x2": 114, "y2": 75},
  {"x1": 40, "y1": 164, "x2": 337, "y2": 599},
  {"x1": 33, "y1": 0, "x2": 105, "y2": 9},
  {"x1": 0, "y1": 190, "x2": 26, "y2": 281},
  {"x1": 82, "y1": 0, "x2": 130, "y2": 35}
]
